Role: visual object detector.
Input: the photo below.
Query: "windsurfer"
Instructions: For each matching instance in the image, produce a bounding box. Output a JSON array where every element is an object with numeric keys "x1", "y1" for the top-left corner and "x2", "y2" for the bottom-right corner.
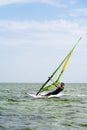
[{"x1": 44, "y1": 82, "x2": 65, "y2": 96}]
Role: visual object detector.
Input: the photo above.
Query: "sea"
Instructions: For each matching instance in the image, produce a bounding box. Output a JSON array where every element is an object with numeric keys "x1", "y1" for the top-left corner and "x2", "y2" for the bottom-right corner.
[{"x1": 0, "y1": 83, "x2": 87, "y2": 130}]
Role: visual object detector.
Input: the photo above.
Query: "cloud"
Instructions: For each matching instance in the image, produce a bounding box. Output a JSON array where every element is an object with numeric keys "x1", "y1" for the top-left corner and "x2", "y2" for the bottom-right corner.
[
  {"x1": 0, "y1": 0, "x2": 69, "y2": 8},
  {"x1": 70, "y1": 8, "x2": 87, "y2": 17},
  {"x1": 69, "y1": 0, "x2": 78, "y2": 5},
  {"x1": 0, "y1": 19, "x2": 86, "y2": 34},
  {"x1": 0, "y1": 0, "x2": 58, "y2": 6},
  {"x1": 0, "y1": 19, "x2": 86, "y2": 48}
]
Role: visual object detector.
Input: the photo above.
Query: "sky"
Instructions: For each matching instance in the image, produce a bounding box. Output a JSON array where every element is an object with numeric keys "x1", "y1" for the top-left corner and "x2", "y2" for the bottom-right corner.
[{"x1": 0, "y1": 0, "x2": 87, "y2": 83}]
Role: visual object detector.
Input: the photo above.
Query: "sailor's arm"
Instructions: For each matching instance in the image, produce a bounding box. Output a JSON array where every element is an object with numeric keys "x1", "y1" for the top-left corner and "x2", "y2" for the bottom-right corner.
[
  {"x1": 48, "y1": 77, "x2": 63, "y2": 89},
  {"x1": 55, "y1": 83, "x2": 62, "y2": 89}
]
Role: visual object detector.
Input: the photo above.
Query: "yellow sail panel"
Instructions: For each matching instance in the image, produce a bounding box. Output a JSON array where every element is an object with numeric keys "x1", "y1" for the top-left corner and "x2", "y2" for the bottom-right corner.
[
  {"x1": 62, "y1": 52, "x2": 72, "y2": 72},
  {"x1": 56, "y1": 52, "x2": 72, "y2": 83}
]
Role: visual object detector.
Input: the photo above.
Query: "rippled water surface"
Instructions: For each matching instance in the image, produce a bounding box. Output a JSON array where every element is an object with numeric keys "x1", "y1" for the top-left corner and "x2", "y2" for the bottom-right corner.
[{"x1": 0, "y1": 83, "x2": 87, "y2": 130}]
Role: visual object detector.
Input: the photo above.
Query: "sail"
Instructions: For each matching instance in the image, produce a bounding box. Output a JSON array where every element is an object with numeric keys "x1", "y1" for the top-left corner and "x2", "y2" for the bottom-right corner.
[
  {"x1": 36, "y1": 37, "x2": 81, "y2": 95},
  {"x1": 41, "y1": 52, "x2": 72, "y2": 92}
]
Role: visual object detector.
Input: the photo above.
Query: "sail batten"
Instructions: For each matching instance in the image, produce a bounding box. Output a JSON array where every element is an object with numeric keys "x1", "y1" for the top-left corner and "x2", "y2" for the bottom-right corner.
[{"x1": 36, "y1": 37, "x2": 81, "y2": 95}]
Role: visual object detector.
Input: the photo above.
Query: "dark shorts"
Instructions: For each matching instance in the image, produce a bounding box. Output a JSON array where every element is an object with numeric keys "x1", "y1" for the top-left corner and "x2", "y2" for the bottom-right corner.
[{"x1": 50, "y1": 88, "x2": 63, "y2": 95}]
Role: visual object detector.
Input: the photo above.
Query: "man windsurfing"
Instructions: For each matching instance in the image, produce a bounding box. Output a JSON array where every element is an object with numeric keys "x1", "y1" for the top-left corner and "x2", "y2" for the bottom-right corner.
[{"x1": 44, "y1": 82, "x2": 65, "y2": 96}]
